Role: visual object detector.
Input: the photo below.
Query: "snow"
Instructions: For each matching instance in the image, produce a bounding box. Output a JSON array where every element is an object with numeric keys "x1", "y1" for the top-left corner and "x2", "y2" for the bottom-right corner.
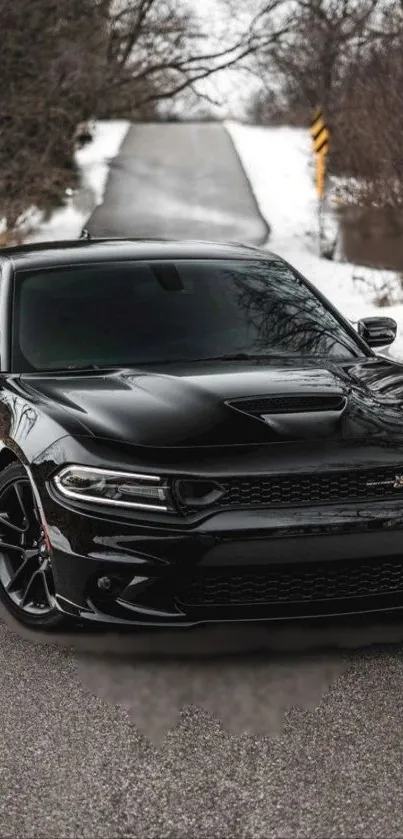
[
  {"x1": 75, "y1": 120, "x2": 130, "y2": 207},
  {"x1": 226, "y1": 121, "x2": 403, "y2": 361},
  {"x1": 27, "y1": 120, "x2": 130, "y2": 242}
]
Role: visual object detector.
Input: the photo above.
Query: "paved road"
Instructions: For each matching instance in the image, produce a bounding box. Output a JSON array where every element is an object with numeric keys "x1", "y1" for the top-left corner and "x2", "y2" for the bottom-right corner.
[
  {"x1": 3, "y1": 123, "x2": 403, "y2": 837},
  {"x1": 87, "y1": 123, "x2": 269, "y2": 244},
  {"x1": 3, "y1": 618, "x2": 403, "y2": 837}
]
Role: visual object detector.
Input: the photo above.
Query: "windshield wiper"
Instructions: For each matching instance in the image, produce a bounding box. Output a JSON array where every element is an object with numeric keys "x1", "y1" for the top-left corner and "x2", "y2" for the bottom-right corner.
[
  {"x1": 191, "y1": 352, "x2": 286, "y2": 362},
  {"x1": 60, "y1": 354, "x2": 285, "y2": 371},
  {"x1": 34, "y1": 363, "x2": 136, "y2": 374},
  {"x1": 65, "y1": 363, "x2": 112, "y2": 371}
]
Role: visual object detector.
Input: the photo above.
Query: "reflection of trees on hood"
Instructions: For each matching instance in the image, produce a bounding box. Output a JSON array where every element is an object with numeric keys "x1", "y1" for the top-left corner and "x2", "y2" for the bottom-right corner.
[
  {"x1": 0, "y1": 401, "x2": 12, "y2": 439},
  {"x1": 227, "y1": 262, "x2": 358, "y2": 357},
  {"x1": 0, "y1": 395, "x2": 37, "y2": 442},
  {"x1": 14, "y1": 405, "x2": 38, "y2": 441}
]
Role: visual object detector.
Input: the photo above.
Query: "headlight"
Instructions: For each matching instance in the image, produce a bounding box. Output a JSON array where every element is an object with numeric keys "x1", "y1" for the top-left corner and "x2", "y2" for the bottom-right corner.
[{"x1": 53, "y1": 466, "x2": 172, "y2": 511}]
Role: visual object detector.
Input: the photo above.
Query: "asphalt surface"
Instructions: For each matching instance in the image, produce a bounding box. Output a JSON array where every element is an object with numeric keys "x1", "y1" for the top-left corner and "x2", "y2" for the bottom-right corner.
[
  {"x1": 3, "y1": 619, "x2": 403, "y2": 838},
  {"x1": 2, "y1": 123, "x2": 403, "y2": 837},
  {"x1": 87, "y1": 123, "x2": 269, "y2": 244}
]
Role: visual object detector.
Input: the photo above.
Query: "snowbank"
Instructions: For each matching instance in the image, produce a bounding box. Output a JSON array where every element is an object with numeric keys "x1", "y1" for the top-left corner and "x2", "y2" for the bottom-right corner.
[
  {"x1": 28, "y1": 120, "x2": 130, "y2": 242},
  {"x1": 75, "y1": 120, "x2": 130, "y2": 207},
  {"x1": 226, "y1": 121, "x2": 403, "y2": 361}
]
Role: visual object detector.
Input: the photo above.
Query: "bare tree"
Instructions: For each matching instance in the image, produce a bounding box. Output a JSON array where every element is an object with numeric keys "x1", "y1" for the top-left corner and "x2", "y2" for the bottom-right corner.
[
  {"x1": 245, "y1": 0, "x2": 382, "y2": 123},
  {"x1": 0, "y1": 0, "x2": 108, "y2": 232},
  {"x1": 95, "y1": 0, "x2": 289, "y2": 111},
  {"x1": 329, "y1": 0, "x2": 403, "y2": 206}
]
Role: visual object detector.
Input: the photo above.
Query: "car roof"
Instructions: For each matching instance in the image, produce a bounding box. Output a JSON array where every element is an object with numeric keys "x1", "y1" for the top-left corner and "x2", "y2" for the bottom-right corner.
[{"x1": 0, "y1": 238, "x2": 279, "y2": 270}]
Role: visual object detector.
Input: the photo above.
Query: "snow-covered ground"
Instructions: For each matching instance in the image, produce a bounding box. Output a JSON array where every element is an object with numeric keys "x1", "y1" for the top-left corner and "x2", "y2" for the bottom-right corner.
[
  {"x1": 27, "y1": 120, "x2": 129, "y2": 242},
  {"x1": 227, "y1": 121, "x2": 403, "y2": 361}
]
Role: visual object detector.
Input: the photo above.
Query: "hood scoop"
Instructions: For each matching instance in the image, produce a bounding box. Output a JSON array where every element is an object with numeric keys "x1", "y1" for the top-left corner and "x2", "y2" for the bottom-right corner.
[
  {"x1": 227, "y1": 393, "x2": 348, "y2": 440},
  {"x1": 227, "y1": 394, "x2": 347, "y2": 416}
]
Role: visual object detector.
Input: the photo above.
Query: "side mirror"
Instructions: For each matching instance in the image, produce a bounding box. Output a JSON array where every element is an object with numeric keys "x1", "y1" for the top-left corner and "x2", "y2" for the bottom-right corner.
[{"x1": 357, "y1": 316, "x2": 397, "y2": 348}]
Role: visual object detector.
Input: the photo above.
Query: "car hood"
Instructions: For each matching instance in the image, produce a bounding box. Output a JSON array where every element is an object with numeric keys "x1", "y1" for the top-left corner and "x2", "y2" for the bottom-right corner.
[{"x1": 19, "y1": 356, "x2": 403, "y2": 448}]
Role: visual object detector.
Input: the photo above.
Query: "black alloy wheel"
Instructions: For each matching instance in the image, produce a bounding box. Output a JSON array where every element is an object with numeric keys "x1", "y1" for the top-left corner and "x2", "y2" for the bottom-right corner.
[{"x1": 0, "y1": 462, "x2": 65, "y2": 629}]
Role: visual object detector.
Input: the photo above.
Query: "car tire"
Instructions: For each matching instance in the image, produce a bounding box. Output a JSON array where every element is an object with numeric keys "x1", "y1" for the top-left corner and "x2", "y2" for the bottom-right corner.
[{"x1": 0, "y1": 462, "x2": 67, "y2": 631}]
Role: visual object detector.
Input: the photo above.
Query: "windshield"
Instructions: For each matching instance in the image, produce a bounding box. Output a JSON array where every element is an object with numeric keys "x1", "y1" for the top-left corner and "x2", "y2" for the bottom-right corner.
[{"x1": 12, "y1": 259, "x2": 364, "y2": 372}]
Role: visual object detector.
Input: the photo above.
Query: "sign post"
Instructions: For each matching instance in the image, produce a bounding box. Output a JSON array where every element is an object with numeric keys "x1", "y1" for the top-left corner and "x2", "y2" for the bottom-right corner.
[{"x1": 310, "y1": 106, "x2": 330, "y2": 255}]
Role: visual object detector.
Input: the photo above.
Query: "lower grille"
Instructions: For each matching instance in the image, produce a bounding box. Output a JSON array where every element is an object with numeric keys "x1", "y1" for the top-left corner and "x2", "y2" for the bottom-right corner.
[{"x1": 177, "y1": 561, "x2": 403, "y2": 607}]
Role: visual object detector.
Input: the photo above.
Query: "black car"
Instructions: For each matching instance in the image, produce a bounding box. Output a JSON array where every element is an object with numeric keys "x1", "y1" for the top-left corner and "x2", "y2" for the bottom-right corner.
[{"x1": 0, "y1": 237, "x2": 402, "y2": 634}]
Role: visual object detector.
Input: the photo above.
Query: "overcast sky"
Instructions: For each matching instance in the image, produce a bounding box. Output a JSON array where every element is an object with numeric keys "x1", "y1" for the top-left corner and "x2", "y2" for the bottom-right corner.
[{"x1": 181, "y1": 0, "x2": 261, "y2": 118}]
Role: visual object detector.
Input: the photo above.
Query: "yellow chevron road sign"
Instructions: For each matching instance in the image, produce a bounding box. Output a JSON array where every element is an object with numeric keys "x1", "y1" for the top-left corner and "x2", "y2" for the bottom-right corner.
[
  {"x1": 311, "y1": 107, "x2": 330, "y2": 154},
  {"x1": 311, "y1": 107, "x2": 330, "y2": 198}
]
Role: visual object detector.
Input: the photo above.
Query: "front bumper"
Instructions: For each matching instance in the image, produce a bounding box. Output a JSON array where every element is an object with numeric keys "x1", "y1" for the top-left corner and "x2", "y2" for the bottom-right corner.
[{"x1": 40, "y1": 487, "x2": 403, "y2": 626}]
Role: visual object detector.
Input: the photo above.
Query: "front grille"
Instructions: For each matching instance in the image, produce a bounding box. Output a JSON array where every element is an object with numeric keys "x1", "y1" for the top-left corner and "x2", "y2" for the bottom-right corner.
[
  {"x1": 177, "y1": 560, "x2": 403, "y2": 607},
  {"x1": 211, "y1": 467, "x2": 403, "y2": 510},
  {"x1": 229, "y1": 395, "x2": 346, "y2": 415}
]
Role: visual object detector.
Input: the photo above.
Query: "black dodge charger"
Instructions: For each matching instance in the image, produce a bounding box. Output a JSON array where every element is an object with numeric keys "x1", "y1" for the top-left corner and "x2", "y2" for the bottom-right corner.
[{"x1": 0, "y1": 237, "x2": 402, "y2": 634}]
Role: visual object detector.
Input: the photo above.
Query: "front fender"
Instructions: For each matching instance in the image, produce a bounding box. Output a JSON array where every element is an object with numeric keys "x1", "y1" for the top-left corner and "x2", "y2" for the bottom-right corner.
[{"x1": 0, "y1": 381, "x2": 92, "y2": 464}]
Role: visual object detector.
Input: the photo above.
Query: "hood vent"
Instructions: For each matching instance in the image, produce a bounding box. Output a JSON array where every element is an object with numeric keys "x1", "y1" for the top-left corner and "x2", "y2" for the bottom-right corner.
[{"x1": 227, "y1": 394, "x2": 347, "y2": 416}]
